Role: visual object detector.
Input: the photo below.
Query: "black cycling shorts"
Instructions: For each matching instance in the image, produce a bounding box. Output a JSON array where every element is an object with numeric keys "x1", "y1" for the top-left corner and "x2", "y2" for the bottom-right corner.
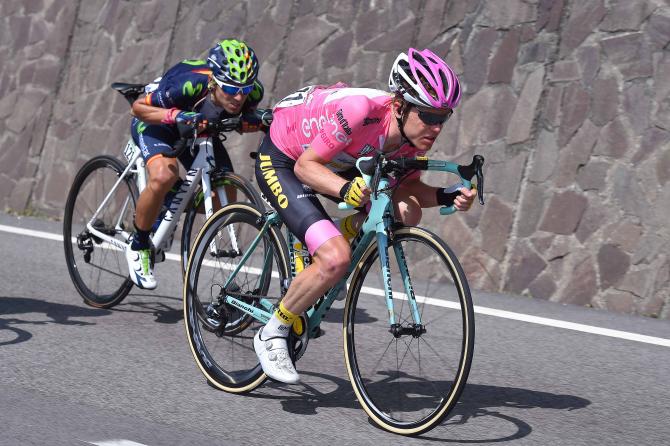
[{"x1": 254, "y1": 134, "x2": 342, "y2": 255}]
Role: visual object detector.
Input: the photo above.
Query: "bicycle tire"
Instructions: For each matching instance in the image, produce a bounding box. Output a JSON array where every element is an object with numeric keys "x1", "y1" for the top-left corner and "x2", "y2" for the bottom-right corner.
[
  {"x1": 183, "y1": 203, "x2": 290, "y2": 393},
  {"x1": 63, "y1": 155, "x2": 138, "y2": 308},
  {"x1": 343, "y1": 226, "x2": 475, "y2": 435},
  {"x1": 180, "y1": 171, "x2": 264, "y2": 276}
]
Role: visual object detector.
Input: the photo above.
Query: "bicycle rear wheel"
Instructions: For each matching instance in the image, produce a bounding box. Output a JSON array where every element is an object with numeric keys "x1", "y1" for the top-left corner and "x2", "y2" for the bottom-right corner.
[
  {"x1": 180, "y1": 171, "x2": 264, "y2": 275},
  {"x1": 343, "y1": 226, "x2": 474, "y2": 435},
  {"x1": 63, "y1": 155, "x2": 138, "y2": 308},
  {"x1": 184, "y1": 203, "x2": 290, "y2": 393}
]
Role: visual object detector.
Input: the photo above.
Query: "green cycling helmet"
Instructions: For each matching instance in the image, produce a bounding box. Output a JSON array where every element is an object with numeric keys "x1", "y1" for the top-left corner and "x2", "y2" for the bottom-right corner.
[{"x1": 207, "y1": 39, "x2": 259, "y2": 86}]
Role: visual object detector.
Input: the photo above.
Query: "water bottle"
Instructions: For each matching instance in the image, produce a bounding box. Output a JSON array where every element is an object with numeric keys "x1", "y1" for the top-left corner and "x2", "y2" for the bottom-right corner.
[{"x1": 152, "y1": 179, "x2": 184, "y2": 232}]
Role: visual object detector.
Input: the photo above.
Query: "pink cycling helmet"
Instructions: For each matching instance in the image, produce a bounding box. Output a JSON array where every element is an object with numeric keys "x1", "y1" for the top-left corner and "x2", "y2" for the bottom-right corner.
[{"x1": 388, "y1": 48, "x2": 461, "y2": 109}]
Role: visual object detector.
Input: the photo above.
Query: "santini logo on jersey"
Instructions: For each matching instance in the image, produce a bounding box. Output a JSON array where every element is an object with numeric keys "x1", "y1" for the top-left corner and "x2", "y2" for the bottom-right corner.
[{"x1": 335, "y1": 109, "x2": 352, "y2": 135}]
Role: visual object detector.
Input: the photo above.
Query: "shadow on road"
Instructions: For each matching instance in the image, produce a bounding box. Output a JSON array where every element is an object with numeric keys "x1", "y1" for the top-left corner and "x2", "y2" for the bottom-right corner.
[
  {"x1": 237, "y1": 371, "x2": 590, "y2": 442},
  {"x1": 323, "y1": 306, "x2": 378, "y2": 324},
  {"x1": 0, "y1": 296, "x2": 111, "y2": 346},
  {"x1": 112, "y1": 292, "x2": 183, "y2": 324}
]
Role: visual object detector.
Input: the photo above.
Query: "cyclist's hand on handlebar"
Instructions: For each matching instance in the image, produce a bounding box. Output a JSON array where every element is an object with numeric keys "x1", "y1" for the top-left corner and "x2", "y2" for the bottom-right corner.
[
  {"x1": 175, "y1": 111, "x2": 206, "y2": 137},
  {"x1": 339, "y1": 177, "x2": 370, "y2": 208},
  {"x1": 436, "y1": 186, "x2": 476, "y2": 212},
  {"x1": 454, "y1": 187, "x2": 476, "y2": 211}
]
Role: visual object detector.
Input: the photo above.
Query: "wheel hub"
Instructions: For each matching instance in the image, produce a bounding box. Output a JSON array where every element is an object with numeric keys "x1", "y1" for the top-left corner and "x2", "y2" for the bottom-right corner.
[{"x1": 389, "y1": 323, "x2": 426, "y2": 338}]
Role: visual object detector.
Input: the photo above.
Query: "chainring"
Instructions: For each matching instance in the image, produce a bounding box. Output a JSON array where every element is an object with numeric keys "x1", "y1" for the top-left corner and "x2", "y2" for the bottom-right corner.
[{"x1": 288, "y1": 313, "x2": 309, "y2": 361}]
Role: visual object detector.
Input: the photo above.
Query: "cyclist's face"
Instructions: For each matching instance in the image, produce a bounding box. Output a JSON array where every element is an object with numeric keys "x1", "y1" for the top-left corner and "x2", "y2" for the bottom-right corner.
[
  {"x1": 403, "y1": 106, "x2": 450, "y2": 150},
  {"x1": 213, "y1": 86, "x2": 248, "y2": 114}
]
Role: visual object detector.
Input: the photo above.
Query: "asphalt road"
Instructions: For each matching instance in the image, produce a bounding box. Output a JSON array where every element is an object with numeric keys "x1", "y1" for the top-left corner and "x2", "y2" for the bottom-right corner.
[{"x1": 1, "y1": 211, "x2": 669, "y2": 445}]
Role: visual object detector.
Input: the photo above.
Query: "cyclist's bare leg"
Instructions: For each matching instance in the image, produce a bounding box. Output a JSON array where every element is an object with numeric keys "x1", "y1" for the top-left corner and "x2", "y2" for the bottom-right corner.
[
  {"x1": 339, "y1": 186, "x2": 425, "y2": 235},
  {"x1": 279, "y1": 235, "x2": 352, "y2": 315},
  {"x1": 393, "y1": 185, "x2": 423, "y2": 226},
  {"x1": 125, "y1": 155, "x2": 178, "y2": 289},
  {"x1": 254, "y1": 235, "x2": 351, "y2": 383},
  {"x1": 134, "y1": 156, "x2": 180, "y2": 230}
]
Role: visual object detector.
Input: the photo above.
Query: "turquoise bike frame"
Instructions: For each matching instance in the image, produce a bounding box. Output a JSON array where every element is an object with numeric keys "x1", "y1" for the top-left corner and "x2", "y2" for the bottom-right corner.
[{"x1": 220, "y1": 156, "x2": 473, "y2": 339}]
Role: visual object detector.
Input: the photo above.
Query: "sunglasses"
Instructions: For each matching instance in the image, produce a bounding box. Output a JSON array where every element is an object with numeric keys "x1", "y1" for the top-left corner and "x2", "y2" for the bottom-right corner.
[
  {"x1": 213, "y1": 77, "x2": 254, "y2": 95},
  {"x1": 416, "y1": 107, "x2": 453, "y2": 126}
]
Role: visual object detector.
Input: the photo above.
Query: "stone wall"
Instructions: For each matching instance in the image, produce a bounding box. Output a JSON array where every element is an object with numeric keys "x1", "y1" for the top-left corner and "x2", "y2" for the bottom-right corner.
[{"x1": 1, "y1": 0, "x2": 668, "y2": 317}]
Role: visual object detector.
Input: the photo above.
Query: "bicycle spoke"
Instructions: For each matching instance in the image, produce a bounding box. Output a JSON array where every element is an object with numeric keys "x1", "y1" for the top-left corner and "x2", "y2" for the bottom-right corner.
[
  {"x1": 63, "y1": 156, "x2": 136, "y2": 307},
  {"x1": 344, "y1": 228, "x2": 474, "y2": 434},
  {"x1": 184, "y1": 204, "x2": 290, "y2": 393}
]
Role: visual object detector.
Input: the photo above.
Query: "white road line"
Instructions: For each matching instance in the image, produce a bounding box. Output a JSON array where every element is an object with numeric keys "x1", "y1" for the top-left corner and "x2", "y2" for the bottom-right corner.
[
  {"x1": 1, "y1": 224, "x2": 64, "y2": 241},
  {"x1": 358, "y1": 286, "x2": 670, "y2": 347},
  {"x1": 86, "y1": 441, "x2": 149, "y2": 446},
  {"x1": 3, "y1": 223, "x2": 669, "y2": 348}
]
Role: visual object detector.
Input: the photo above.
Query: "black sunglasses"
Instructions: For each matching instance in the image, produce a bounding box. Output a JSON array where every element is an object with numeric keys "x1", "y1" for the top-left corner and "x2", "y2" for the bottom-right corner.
[{"x1": 416, "y1": 107, "x2": 453, "y2": 126}]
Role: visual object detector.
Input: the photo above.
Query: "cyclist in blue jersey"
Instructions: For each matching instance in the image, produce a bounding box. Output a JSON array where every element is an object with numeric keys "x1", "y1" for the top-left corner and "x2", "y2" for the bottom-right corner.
[{"x1": 126, "y1": 39, "x2": 265, "y2": 289}]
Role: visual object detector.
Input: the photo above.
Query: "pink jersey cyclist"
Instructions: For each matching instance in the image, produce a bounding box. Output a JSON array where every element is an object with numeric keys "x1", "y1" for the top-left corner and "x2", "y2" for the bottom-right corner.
[
  {"x1": 252, "y1": 49, "x2": 475, "y2": 386},
  {"x1": 255, "y1": 83, "x2": 427, "y2": 261},
  {"x1": 270, "y1": 84, "x2": 425, "y2": 177}
]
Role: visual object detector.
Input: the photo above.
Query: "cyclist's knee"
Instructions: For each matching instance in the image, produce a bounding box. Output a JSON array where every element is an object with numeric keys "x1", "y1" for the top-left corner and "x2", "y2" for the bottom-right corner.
[
  {"x1": 314, "y1": 238, "x2": 351, "y2": 282},
  {"x1": 147, "y1": 158, "x2": 179, "y2": 193}
]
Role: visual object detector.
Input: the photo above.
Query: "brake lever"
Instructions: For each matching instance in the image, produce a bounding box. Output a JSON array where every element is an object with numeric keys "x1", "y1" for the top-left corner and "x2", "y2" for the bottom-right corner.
[
  {"x1": 474, "y1": 154, "x2": 485, "y2": 205},
  {"x1": 189, "y1": 127, "x2": 198, "y2": 157}
]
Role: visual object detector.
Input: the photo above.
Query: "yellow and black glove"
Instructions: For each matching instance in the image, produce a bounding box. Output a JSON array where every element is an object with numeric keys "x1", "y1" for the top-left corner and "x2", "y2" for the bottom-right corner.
[{"x1": 339, "y1": 177, "x2": 367, "y2": 207}]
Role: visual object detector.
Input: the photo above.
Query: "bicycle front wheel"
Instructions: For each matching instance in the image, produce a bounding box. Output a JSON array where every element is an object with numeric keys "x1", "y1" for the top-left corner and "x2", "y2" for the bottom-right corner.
[
  {"x1": 184, "y1": 203, "x2": 290, "y2": 393},
  {"x1": 343, "y1": 226, "x2": 475, "y2": 435},
  {"x1": 180, "y1": 171, "x2": 264, "y2": 275},
  {"x1": 63, "y1": 155, "x2": 138, "y2": 308}
]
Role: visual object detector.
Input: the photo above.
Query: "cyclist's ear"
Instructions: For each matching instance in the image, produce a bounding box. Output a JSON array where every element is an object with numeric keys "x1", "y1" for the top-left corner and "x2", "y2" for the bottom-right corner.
[
  {"x1": 207, "y1": 78, "x2": 217, "y2": 92},
  {"x1": 392, "y1": 97, "x2": 405, "y2": 119}
]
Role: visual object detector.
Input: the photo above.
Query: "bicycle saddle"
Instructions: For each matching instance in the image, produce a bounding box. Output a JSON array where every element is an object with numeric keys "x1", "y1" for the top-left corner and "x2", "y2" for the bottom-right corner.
[{"x1": 111, "y1": 82, "x2": 146, "y2": 105}]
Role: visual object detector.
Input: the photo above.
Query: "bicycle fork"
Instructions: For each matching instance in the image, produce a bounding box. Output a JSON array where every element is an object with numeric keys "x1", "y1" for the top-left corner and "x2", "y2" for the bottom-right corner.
[{"x1": 376, "y1": 226, "x2": 424, "y2": 338}]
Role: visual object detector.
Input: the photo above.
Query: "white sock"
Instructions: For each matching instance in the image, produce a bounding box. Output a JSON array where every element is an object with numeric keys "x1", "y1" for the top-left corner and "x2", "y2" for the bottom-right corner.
[{"x1": 261, "y1": 313, "x2": 291, "y2": 339}]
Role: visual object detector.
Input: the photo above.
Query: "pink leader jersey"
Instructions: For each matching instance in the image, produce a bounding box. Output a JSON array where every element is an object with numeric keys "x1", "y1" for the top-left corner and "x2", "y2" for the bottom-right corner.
[{"x1": 269, "y1": 85, "x2": 425, "y2": 177}]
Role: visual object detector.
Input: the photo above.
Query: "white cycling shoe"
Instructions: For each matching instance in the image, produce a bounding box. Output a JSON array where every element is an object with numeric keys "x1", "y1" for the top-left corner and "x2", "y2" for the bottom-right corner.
[
  {"x1": 125, "y1": 245, "x2": 157, "y2": 290},
  {"x1": 254, "y1": 328, "x2": 300, "y2": 384}
]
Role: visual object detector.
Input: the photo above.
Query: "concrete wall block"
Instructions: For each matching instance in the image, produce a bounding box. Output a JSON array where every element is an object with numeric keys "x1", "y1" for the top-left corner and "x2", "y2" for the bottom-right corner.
[
  {"x1": 539, "y1": 190, "x2": 588, "y2": 235},
  {"x1": 560, "y1": 0, "x2": 606, "y2": 56},
  {"x1": 507, "y1": 65, "x2": 545, "y2": 144}
]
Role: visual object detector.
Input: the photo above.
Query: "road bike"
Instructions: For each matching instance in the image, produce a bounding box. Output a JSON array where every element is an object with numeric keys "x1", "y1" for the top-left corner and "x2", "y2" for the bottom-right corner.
[
  {"x1": 63, "y1": 82, "x2": 269, "y2": 308},
  {"x1": 183, "y1": 151, "x2": 485, "y2": 435}
]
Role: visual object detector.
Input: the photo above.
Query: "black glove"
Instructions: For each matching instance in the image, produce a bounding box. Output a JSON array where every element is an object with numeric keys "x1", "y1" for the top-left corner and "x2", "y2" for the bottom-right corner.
[{"x1": 436, "y1": 186, "x2": 463, "y2": 207}]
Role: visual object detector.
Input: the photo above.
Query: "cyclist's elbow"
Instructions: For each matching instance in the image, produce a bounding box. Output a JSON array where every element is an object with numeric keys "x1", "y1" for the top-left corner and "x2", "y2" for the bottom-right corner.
[{"x1": 131, "y1": 98, "x2": 144, "y2": 117}]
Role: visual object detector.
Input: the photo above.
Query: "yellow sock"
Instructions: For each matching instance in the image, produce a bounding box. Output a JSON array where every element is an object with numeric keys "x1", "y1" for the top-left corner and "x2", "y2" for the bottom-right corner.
[{"x1": 276, "y1": 301, "x2": 298, "y2": 326}]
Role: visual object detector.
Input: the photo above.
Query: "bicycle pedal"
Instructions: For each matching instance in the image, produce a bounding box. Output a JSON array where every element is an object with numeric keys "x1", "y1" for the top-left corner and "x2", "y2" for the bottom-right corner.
[{"x1": 211, "y1": 248, "x2": 239, "y2": 258}]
